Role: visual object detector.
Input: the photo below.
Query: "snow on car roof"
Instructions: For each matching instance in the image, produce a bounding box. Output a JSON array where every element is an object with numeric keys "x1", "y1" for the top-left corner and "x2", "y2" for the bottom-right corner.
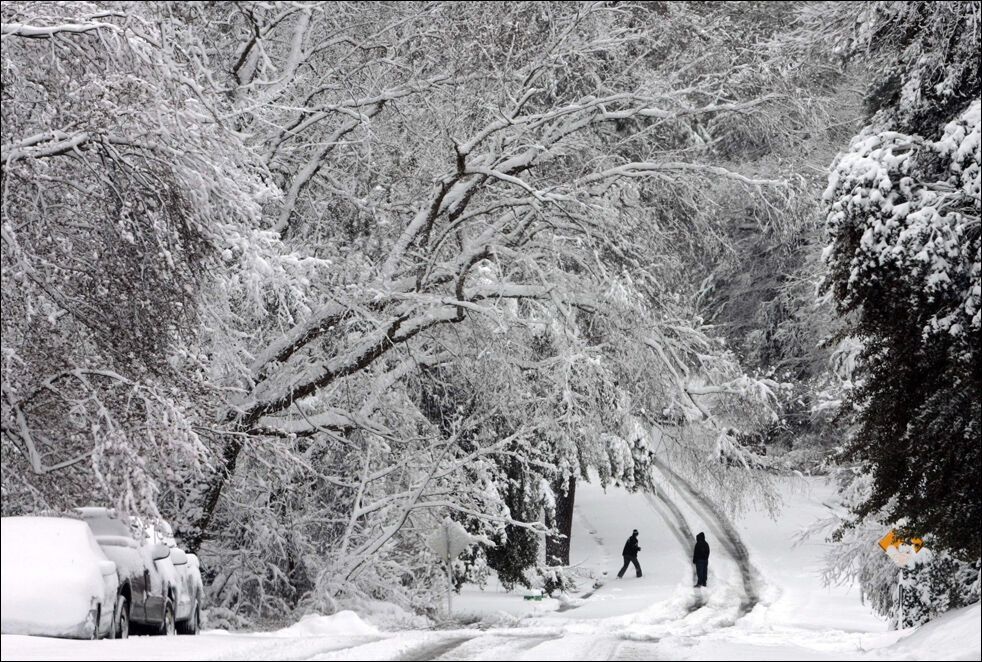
[
  {"x1": 0, "y1": 517, "x2": 105, "y2": 563},
  {"x1": 76, "y1": 507, "x2": 180, "y2": 545}
]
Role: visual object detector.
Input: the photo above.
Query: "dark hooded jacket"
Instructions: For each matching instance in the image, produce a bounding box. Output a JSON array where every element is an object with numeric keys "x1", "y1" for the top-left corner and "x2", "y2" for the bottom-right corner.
[
  {"x1": 693, "y1": 532, "x2": 710, "y2": 562},
  {"x1": 622, "y1": 533, "x2": 640, "y2": 557}
]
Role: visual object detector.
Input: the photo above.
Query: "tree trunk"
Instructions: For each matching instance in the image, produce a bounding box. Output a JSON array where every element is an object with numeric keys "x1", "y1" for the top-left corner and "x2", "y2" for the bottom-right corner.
[
  {"x1": 545, "y1": 475, "x2": 575, "y2": 566},
  {"x1": 182, "y1": 436, "x2": 243, "y2": 555}
]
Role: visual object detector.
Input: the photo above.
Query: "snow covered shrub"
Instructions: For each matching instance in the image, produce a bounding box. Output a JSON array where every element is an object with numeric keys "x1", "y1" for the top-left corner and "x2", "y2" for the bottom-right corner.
[
  {"x1": 899, "y1": 553, "x2": 981, "y2": 628},
  {"x1": 482, "y1": 499, "x2": 542, "y2": 591},
  {"x1": 538, "y1": 565, "x2": 578, "y2": 597},
  {"x1": 824, "y1": 469, "x2": 982, "y2": 629},
  {"x1": 828, "y1": 524, "x2": 982, "y2": 629},
  {"x1": 453, "y1": 547, "x2": 493, "y2": 590}
]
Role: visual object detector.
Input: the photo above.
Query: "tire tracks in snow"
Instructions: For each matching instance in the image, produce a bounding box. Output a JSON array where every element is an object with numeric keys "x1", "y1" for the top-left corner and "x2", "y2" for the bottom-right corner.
[
  {"x1": 643, "y1": 490, "x2": 694, "y2": 554},
  {"x1": 298, "y1": 633, "x2": 473, "y2": 662},
  {"x1": 395, "y1": 635, "x2": 472, "y2": 661},
  {"x1": 396, "y1": 633, "x2": 561, "y2": 661},
  {"x1": 441, "y1": 633, "x2": 563, "y2": 660},
  {"x1": 650, "y1": 457, "x2": 762, "y2": 615},
  {"x1": 209, "y1": 634, "x2": 386, "y2": 661}
]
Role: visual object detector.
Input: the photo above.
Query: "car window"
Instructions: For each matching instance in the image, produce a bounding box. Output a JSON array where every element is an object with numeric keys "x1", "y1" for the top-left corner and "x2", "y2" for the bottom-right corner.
[
  {"x1": 131, "y1": 516, "x2": 177, "y2": 547},
  {"x1": 83, "y1": 514, "x2": 136, "y2": 541}
]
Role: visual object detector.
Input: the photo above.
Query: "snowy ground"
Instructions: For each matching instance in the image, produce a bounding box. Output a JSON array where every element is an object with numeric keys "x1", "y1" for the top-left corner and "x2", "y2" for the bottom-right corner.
[{"x1": 2, "y1": 476, "x2": 980, "y2": 661}]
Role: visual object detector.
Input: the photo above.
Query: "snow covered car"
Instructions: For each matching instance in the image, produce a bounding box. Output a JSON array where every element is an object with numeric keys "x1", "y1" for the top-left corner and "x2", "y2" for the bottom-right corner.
[
  {"x1": 139, "y1": 517, "x2": 204, "y2": 634},
  {"x1": 75, "y1": 507, "x2": 179, "y2": 636},
  {"x1": 1, "y1": 516, "x2": 120, "y2": 639},
  {"x1": 168, "y1": 548, "x2": 205, "y2": 634}
]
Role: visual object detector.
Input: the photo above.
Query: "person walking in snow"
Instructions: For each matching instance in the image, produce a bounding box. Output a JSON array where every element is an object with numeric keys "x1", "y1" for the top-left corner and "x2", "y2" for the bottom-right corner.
[
  {"x1": 693, "y1": 531, "x2": 710, "y2": 587},
  {"x1": 617, "y1": 529, "x2": 642, "y2": 578}
]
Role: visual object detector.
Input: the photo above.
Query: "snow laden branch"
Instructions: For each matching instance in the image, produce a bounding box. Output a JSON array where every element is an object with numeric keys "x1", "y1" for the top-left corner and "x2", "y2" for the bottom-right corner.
[
  {"x1": 579, "y1": 161, "x2": 785, "y2": 188},
  {"x1": 1, "y1": 20, "x2": 120, "y2": 38},
  {"x1": 378, "y1": 93, "x2": 790, "y2": 285}
]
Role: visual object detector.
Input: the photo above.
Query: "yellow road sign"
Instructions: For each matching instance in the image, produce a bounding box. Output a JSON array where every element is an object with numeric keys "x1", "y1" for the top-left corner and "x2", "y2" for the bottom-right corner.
[{"x1": 879, "y1": 530, "x2": 924, "y2": 553}]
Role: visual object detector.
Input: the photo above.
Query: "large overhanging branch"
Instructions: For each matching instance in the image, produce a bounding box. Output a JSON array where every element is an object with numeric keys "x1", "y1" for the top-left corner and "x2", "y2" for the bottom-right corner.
[
  {"x1": 234, "y1": 280, "x2": 555, "y2": 429},
  {"x1": 1, "y1": 21, "x2": 121, "y2": 38},
  {"x1": 252, "y1": 349, "x2": 453, "y2": 437},
  {"x1": 0, "y1": 131, "x2": 157, "y2": 165},
  {"x1": 247, "y1": 272, "x2": 457, "y2": 382},
  {"x1": 377, "y1": 93, "x2": 789, "y2": 285},
  {"x1": 578, "y1": 161, "x2": 786, "y2": 188}
]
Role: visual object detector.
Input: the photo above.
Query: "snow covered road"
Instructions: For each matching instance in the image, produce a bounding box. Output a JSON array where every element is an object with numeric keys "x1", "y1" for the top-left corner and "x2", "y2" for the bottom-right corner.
[{"x1": 3, "y1": 477, "x2": 980, "y2": 661}]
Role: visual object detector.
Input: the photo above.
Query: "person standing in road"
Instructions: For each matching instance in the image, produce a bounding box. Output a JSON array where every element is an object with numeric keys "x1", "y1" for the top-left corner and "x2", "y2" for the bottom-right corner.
[
  {"x1": 617, "y1": 529, "x2": 642, "y2": 578},
  {"x1": 693, "y1": 532, "x2": 710, "y2": 587}
]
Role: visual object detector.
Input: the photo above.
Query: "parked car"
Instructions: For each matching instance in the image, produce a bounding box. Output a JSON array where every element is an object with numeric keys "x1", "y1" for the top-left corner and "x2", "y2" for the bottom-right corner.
[
  {"x1": 139, "y1": 517, "x2": 204, "y2": 634},
  {"x1": 1, "y1": 516, "x2": 119, "y2": 639},
  {"x1": 168, "y1": 547, "x2": 205, "y2": 634},
  {"x1": 75, "y1": 507, "x2": 178, "y2": 636}
]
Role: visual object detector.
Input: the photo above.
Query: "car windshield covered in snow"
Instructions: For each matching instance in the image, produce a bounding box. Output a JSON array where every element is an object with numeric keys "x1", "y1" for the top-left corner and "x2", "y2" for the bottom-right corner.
[{"x1": 76, "y1": 508, "x2": 138, "y2": 547}]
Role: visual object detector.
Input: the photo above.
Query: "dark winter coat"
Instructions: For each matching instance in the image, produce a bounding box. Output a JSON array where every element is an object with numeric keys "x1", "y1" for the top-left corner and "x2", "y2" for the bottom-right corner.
[
  {"x1": 693, "y1": 532, "x2": 710, "y2": 562},
  {"x1": 622, "y1": 534, "x2": 640, "y2": 557}
]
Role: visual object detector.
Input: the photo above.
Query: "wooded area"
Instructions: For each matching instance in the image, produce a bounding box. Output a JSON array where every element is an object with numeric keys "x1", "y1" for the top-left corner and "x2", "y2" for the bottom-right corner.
[{"x1": 2, "y1": 1, "x2": 978, "y2": 628}]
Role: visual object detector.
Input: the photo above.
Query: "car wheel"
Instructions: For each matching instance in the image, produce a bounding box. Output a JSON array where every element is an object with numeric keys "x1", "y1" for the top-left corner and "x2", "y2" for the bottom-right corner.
[
  {"x1": 113, "y1": 596, "x2": 130, "y2": 639},
  {"x1": 159, "y1": 601, "x2": 176, "y2": 636},
  {"x1": 177, "y1": 600, "x2": 200, "y2": 635},
  {"x1": 90, "y1": 605, "x2": 102, "y2": 640}
]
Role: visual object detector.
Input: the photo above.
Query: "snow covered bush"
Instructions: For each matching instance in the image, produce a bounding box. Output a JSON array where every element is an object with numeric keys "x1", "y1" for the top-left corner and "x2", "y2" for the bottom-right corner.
[{"x1": 899, "y1": 552, "x2": 981, "y2": 628}]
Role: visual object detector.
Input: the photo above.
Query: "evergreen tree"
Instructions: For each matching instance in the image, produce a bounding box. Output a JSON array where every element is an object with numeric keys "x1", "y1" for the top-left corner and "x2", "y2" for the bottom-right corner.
[{"x1": 820, "y1": 1, "x2": 981, "y2": 559}]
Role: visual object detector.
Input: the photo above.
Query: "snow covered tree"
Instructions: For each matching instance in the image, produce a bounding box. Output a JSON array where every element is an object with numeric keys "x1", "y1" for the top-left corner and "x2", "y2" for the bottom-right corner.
[
  {"x1": 819, "y1": 1, "x2": 981, "y2": 561},
  {"x1": 178, "y1": 0, "x2": 811, "y2": 613},
  {"x1": 3, "y1": 0, "x2": 828, "y2": 619},
  {"x1": 0, "y1": 1, "x2": 279, "y2": 519}
]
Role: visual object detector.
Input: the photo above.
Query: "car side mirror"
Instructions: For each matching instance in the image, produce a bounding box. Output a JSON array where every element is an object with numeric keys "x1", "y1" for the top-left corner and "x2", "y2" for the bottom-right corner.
[
  {"x1": 98, "y1": 560, "x2": 117, "y2": 577},
  {"x1": 151, "y1": 543, "x2": 171, "y2": 561},
  {"x1": 170, "y1": 549, "x2": 188, "y2": 566}
]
